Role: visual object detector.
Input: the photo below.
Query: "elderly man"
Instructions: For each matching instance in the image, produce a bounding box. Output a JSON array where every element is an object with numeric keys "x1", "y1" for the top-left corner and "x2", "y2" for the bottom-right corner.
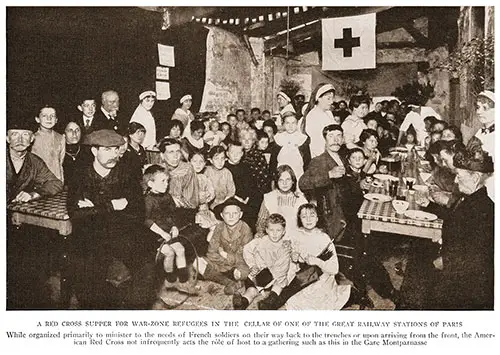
[
  {"x1": 7, "y1": 120, "x2": 63, "y2": 203},
  {"x1": 299, "y1": 124, "x2": 347, "y2": 240},
  {"x1": 7, "y1": 120, "x2": 64, "y2": 309},
  {"x1": 68, "y1": 129, "x2": 157, "y2": 309},
  {"x1": 94, "y1": 90, "x2": 123, "y2": 133}
]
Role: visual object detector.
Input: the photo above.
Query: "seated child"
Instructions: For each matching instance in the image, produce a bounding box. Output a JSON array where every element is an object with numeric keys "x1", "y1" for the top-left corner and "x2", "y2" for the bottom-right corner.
[
  {"x1": 194, "y1": 198, "x2": 253, "y2": 295},
  {"x1": 203, "y1": 119, "x2": 226, "y2": 148},
  {"x1": 143, "y1": 165, "x2": 198, "y2": 295},
  {"x1": 204, "y1": 145, "x2": 236, "y2": 210},
  {"x1": 233, "y1": 213, "x2": 297, "y2": 310},
  {"x1": 189, "y1": 151, "x2": 218, "y2": 229},
  {"x1": 286, "y1": 203, "x2": 351, "y2": 310}
]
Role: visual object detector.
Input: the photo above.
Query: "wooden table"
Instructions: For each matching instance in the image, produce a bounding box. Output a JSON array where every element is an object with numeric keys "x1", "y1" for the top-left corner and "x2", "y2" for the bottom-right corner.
[
  {"x1": 356, "y1": 185, "x2": 443, "y2": 308},
  {"x1": 8, "y1": 191, "x2": 72, "y2": 308}
]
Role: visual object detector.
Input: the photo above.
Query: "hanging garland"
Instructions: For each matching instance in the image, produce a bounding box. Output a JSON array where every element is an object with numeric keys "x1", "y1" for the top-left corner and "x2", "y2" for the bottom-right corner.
[{"x1": 436, "y1": 35, "x2": 495, "y2": 92}]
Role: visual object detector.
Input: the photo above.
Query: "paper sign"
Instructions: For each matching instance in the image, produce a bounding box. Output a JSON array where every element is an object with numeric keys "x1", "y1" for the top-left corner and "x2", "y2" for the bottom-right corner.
[
  {"x1": 156, "y1": 66, "x2": 169, "y2": 80},
  {"x1": 158, "y1": 44, "x2": 175, "y2": 67},
  {"x1": 155, "y1": 81, "x2": 171, "y2": 101}
]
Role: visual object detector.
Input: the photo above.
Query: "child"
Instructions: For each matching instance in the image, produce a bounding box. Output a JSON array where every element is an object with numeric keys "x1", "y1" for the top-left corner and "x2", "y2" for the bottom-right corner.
[
  {"x1": 256, "y1": 130, "x2": 270, "y2": 152},
  {"x1": 77, "y1": 97, "x2": 98, "y2": 134},
  {"x1": 143, "y1": 165, "x2": 198, "y2": 295},
  {"x1": 233, "y1": 213, "x2": 297, "y2": 310},
  {"x1": 194, "y1": 198, "x2": 253, "y2": 295},
  {"x1": 270, "y1": 111, "x2": 310, "y2": 183},
  {"x1": 204, "y1": 145, "x2": 236, "y2": 210},
  {"x1": 189, "y1": 151, "x2": 218, "y2": 229},
  {"x1": 286, "y1": 203, "x2": 351, "y2": 310},
  {"x1": 256, "y1": 129, "x2": 271, "y2": 164},
  {"x1": 220, "y1": 122, "x2": 232, "y2": 148},
  {"x1": 31, "y1": 106, "x2": 65, "y2": 182},
  {"x1": 203, "y1": 119, "x2": 226, "y2": 148}
]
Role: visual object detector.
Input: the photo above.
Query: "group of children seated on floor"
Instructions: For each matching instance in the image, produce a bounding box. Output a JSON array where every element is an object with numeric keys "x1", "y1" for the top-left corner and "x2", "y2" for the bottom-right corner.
[{"x1": 142, "y1": 149, "x2": 371, "y2": 310}]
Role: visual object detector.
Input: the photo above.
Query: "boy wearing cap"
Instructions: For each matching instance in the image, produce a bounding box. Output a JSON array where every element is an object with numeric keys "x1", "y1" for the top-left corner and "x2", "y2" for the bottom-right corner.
[
  {"x1": 68, "y1": 129, "x2": 156, "y2": 309},
  {"x1": 7, "y1": 120, "x2": 63, "y2": 203},
  {"x1": 130, "y1": 90, "x2": 157, "y2": 149},
  {"x1": 194, "y1": 198, "x2": 253, "y2": 295}
]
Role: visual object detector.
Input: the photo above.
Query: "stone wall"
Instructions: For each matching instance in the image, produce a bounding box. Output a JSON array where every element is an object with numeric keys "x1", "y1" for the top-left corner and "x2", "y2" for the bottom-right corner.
[{"x1": 200, "y1": 26, "x2": 253, "y2": 120}]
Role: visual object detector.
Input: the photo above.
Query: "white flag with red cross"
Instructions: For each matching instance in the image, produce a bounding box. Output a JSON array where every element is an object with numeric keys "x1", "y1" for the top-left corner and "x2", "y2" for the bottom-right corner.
[{"x1": 322, "y1": 13, "x2": 376, "y2": 71}]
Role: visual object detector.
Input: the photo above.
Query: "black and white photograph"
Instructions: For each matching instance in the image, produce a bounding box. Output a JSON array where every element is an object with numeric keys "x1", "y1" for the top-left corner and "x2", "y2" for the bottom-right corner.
[{"x1": 3, "y1": 3, "x2": 496, "y2": 318}]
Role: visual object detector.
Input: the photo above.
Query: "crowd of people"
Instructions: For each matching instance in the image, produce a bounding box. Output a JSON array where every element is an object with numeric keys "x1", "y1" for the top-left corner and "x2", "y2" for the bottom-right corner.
[{"x1": 6, "y1": 83, "x2": 495, "y2": 310}]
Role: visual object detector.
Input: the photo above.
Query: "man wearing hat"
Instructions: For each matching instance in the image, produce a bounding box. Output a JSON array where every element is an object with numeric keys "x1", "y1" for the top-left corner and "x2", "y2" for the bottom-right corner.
[
  {"x1": 130, "y1": 90, "x2": 157, "y2": 149},
  {"x1": 171, "y1": 94, "x2": 195, "y2": 135},
  {"x1": 94, "y1": 90, "x2": 123, "y2": 134},
  {"x1": 68, "y1": 129, "x2": 157, "y2": 309},
  {"x1": 7, "y1": 120, "x2": 63, "y2": 203},
  {"x1": 7, "y1": 119, "x2": 64, "y2": 309}
]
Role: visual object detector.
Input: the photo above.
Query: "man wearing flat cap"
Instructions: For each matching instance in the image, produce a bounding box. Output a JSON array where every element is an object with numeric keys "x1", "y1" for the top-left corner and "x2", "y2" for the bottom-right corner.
[
  {"x1": 7, "y1": 120, "x2": 63, "y2": 203},
  {"x1": 400, "y1": 149, "x2": 494, "y2": 310},
  {"x1": 67, "y1": 129, "x2": 157, "y2": 309},
  {"x1": 7, "y1": 119, "x2": 64, "y2": 309}
]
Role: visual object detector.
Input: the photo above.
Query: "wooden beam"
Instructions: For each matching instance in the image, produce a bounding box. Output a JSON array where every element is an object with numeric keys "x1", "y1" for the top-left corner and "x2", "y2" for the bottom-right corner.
[
  {"x1": 265, "y1": 22, "x2": 320, "y2": 51},
  {"x1": 402, "y1": 24, "x2": 430, "y2": 48},
  {"x1": 242, "y1": 34, "x2": 259, "y2": 67},
  {"x1": 246, "y1": 6, "x2": 392, "y2": 38}
]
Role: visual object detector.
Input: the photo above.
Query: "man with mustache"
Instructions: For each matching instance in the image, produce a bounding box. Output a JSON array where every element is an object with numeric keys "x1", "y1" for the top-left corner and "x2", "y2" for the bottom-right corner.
[
  {"x1": 299, "y1": 124, "x2": 347, "y2": 241},
  {"x1": 7, "y1": 120, "x2": 63, "y2": 203},
  {"x1": 67, "y1": 129, "x2": 157, "y2": 309}
]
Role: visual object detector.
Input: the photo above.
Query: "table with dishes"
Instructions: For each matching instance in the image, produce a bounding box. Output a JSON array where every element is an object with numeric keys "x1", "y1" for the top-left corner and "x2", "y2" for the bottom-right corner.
[{"x1": 355, "y1": 146, "x2": 443, "y2": 308}]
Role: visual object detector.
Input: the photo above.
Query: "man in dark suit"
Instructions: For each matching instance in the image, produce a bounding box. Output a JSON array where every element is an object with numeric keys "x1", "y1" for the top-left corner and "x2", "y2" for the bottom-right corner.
[
  {"x1": 94, "y1": 90, "x2": 124, "y2": 134},
  {"x1": 76, "y1": 96, "x2": 106, "y2": 135}
]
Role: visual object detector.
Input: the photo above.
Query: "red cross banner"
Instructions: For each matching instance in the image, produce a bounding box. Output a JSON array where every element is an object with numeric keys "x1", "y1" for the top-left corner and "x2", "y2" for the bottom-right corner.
[{"x1": 322, "y1": 13, "x2": 376, "y2": 71}]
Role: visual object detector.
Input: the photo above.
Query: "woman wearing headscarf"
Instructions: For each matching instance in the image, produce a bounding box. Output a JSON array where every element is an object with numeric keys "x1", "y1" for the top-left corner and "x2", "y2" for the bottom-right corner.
[
  {"x1": 400, "y1": 149, "x2": 494, "y2": 310},
  {"x1": 129, "y1": 90, "x2": 157, "y2": 149},
  {"x1": 302, "y1": 83, "x2": 337, "y2": 158},
  {"x1": 171, "y1": 94, "x2": 195, "y2": 135},
  {"x1": 276, "y1": 91, "x2": 296, "y2": 129}
]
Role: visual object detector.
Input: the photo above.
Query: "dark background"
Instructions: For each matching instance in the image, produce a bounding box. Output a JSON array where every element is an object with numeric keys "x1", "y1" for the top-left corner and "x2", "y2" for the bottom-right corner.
[{"x1": 7, "y1": 7, "x2": 208, "y2": 136}]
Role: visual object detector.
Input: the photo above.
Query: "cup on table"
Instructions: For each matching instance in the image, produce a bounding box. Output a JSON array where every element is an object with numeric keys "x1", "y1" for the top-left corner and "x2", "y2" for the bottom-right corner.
[
  {"x1": 414, "y1": 185, "x2": 430, "y2": 207},
  {"x1": 392, "y1": 199, "x2": 409, "y2": 217}
]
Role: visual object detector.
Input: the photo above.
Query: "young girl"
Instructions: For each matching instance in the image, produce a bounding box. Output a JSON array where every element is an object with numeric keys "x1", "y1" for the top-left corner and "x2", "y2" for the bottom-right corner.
[
  {"x1": 285, "y1": 203, "x2": 351, "y2": 310},
  {"x1": 255, "y1": 165, "x2": 308, "y2": 239},
  {"x1": 189, "y1": 151, "x2": 218, "y2": 229},
  {"x1": 358, "y1": 129, "x2": 381, "y2": 175},
  {"x1": 204, "y1": 145, "x2": 236, "y2": 210},
  {"x1": 270, "y1": 111, "x2": 311, "y2": 183}
]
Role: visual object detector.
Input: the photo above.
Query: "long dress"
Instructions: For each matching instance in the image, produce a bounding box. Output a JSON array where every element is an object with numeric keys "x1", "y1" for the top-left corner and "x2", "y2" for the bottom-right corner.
[
  {"x1": 129, "y1": 104, "x2": 156, "y2": 149},
  {"x1": 255, "y1": 190, "x2": 308, "y2": 239},
  {"x1": 285, "y1": 228, "x2": 351, "y2": 310},
  {"x1": 304, "y1": 106, "x2": 336, "y2": 158}
]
